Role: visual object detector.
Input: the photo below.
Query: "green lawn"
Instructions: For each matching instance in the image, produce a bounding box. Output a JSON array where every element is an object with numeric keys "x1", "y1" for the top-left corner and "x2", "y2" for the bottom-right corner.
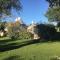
[{"x1": 0, "y1": 37, "x2": 60, "y2": 60}]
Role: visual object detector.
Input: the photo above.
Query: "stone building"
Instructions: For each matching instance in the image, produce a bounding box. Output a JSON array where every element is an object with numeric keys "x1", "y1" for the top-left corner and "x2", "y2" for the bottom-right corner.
[{"x1": 27, "y1": 21, "x2": 40, "y2": 39}]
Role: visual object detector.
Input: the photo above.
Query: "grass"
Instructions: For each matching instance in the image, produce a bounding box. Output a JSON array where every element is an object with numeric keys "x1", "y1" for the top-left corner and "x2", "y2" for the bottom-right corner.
[{"x1": 0, "y1": 37, "x2": 60, "y2": 60}]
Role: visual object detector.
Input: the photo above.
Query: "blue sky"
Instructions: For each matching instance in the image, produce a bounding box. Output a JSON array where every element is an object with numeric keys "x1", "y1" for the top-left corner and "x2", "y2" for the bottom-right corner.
[{"x1": 5, "y1": 0, "x2": 49, "y2": 25}]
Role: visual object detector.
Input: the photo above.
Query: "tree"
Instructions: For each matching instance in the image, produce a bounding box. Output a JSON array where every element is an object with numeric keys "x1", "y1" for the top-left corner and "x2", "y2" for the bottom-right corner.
[
  {"x1": 46, "y1": 0, "x2": 60, "y2": 8},
  {"x1": 7, "y1": 22, "x2": 20, "y2": 39},
  {"x1": 46, "y1": 0, "x2": 60, "y2": 21},
  {"x1": 0, "y1": 0, "x2": 22, "y2": 17},
  {"x1": 0, "y1": 21, "x2": 6, "y2": 31},
  {"x1": 37, "y1": 24, "x2": 56, "y2": 39},
  {"x1": 45, "y1": 7, "x2": 60, "y2": 21},
  {"x1": 7, "y1": 21, "x2": 33, "y2": 40}
]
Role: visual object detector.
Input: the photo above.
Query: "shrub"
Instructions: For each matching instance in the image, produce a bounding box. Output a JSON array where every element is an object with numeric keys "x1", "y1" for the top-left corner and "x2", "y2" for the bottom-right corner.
[
  {"x1": 37, "y1": 24, "x2": 56, "y2": 39},
  {"x1": 7, "y1": 22, "x2": 33, "y2": 40},
  {"x1": 19, "y1": 29, "x2": 33, "y2": 40},
  {"x1": 7, "y1": 23, "x2": 20, "y2": 39}
]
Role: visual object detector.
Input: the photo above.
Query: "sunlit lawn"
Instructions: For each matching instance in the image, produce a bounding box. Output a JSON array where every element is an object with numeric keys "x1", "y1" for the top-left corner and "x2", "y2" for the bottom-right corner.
[{"x1": 0, "y1": 37, "x2": 60, "y2": 60}]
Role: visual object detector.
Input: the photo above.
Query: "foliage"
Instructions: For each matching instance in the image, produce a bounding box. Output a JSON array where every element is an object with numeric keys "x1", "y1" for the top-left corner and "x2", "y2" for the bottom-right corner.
[
  {"x1": 37, "y1": 24, "x2": 56, "y2": 39},
  {"x1": 46, "y1": 0, "x2": 60, "y2": 7},
  {"x1": 7, "y1": 21, "x2": 33, "y2": 40},
  {"x1": 15, "y1": 21, "x2": 33, "y2": 39},
  {"x1": 19, "y1": 28, "x2": 33, "y2": 40},
  {"x1": 45, "y1": 7, "x2": 60, "y2": 21},
  {"x1": 46, "y1": 0, "x2": 60, "y2": 21},
  {"x1": 7, "y1": 22, "x2": 20, "y2": 39},
  {"x1": 1, "y1": 38, "x2": 60, "y2": 60},
  {"x1": 0, "y1": 0, "x2": 22, "y2": 17},
  {"x1": 0, "y1": 21, "x2": 6, "y2": 31}
]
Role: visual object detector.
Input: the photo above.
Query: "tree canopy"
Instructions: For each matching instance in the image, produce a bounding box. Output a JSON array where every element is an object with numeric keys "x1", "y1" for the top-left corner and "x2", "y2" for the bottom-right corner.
[
  {"x1": 0, "y1": 0, "x2": 22, "y2": 17},
  {"x1": 46, "y1": 0, "x2": 60, "y2": 7},
  {"x1": 46, "y1": 0, "x2": 60, "y2": 21},
  {"x1": 45, "y1": 7, "x2": 60, "y2": 21}
]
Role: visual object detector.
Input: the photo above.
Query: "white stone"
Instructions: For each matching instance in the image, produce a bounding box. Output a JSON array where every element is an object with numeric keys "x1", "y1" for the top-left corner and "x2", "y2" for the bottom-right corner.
[
  {"x1": 0, "y1": 32, "x2": 4, "y2": 37},
  {"x1": 15, "y1": 17, "x2": 24, "y2": 24},
  {"x1": 27, "y1": 23, "x2": 40, "y2": 39}
]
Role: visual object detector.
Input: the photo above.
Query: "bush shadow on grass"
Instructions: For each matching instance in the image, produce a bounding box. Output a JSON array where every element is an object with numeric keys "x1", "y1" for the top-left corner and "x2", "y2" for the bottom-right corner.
[
  {"x1": 52, "y1": 32, "x2": 60, "y2": 41},
  {"x1": 3, "y1": 55, "x2": 22, "y2": 60},
  {"x1": 40, "y1": 32, "x2": 60, "y2": 42},
  {"x1": 0, "y1": 37, "x2": 20, "y2": 45},
  {"x1": 0, "y1": 39, "x2": 40, "y2": 52},
  {"x1": 0, "y1": 32, "x2": 60, "y2": 52}
]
